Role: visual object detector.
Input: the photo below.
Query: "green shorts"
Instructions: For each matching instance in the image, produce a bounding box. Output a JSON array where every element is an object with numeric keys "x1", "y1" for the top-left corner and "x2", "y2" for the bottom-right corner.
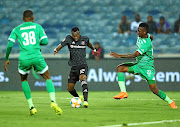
[
  {"x1": 124, "y1": 62, "x2": 156, "y2": 85},
  {"x1": 18, "y1": 57, "x2": 48, "y2": 75}
]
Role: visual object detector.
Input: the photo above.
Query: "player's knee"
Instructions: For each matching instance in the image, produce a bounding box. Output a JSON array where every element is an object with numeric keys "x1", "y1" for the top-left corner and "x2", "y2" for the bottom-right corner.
[
  {"x1": 67, "y1": 86, "x2": 74, "y2": 91},
  {"x1": 117, "y1": 65, "x2": 127, "y2": 72},
  {"x1": 79, "y1": 74, "x2": 87, "y2": 81}
]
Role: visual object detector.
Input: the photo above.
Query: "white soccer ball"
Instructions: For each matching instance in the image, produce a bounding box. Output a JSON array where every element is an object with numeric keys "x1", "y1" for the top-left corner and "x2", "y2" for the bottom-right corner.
[{"x1": 70, "y1": 97, "x2": 82, "y2": 108}]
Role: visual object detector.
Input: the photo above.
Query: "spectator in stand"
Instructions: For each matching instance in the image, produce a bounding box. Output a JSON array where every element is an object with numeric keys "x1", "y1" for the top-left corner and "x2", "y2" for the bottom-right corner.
[
  {"x1": 89, "y1": 42, "x2": 104, "y2": 61},
  {"x1": 174, "y1": 14, "x2": 180, "y2": 33},
  {"x1": 117, "y1": 15, "x2": 131, "y2": 34},
  {"x1": 157, "y1": 16, "x2": 171, "y2": 34},
  {"x1": 130, "y1": 14, "x2": 142, "y2": 32},
  {"x1": 147, "y1": 15, "x2": 157, "y2": 34}
]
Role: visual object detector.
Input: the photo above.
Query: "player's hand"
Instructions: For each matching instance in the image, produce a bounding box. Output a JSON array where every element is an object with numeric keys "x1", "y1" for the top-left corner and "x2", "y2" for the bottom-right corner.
[
  {"x1": 54, "y1": 48, "x2": 58, "y2": 55},
  {"x1": 110, "y1": 51, "x2": 120, "y2": 58},
  {"x1": 4, "y1": 60, "x2": 10, "y2": 71},
  {"x1": 93, "y1": 49, "x2": 99, "y2": 55}
]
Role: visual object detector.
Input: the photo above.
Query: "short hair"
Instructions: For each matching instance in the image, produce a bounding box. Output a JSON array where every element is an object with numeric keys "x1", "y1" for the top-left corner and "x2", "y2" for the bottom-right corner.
[
  {"x1": 160, "y1": 16, "x2": 165, "y2": 20},
  {"x1": 23, "y1": 10, "x2": 33, "y2": 18},
  {"x1": 71, "y1": 27, "x2": 79, "y2": 32},
  {"x1": 139, "y1": 23, "x2": 149, "y2": 32}
]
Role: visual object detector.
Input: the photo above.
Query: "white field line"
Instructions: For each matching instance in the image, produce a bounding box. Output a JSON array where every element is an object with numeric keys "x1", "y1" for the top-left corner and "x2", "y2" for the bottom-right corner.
[{"x1": 98, "y1": 119, "x2": 180, "y2": 127}]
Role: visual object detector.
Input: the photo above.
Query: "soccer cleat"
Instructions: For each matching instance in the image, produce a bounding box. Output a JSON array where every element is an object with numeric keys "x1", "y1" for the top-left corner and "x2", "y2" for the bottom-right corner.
[
  {"x1": 51, "y1": 102, "x2": 63, "y2": 115},
  {"x1": 83, "y1": 101, "x2": 88, "y2": 108},
  {"x1": 169, "y1": 101, "x2": 178, "y2": 109},
  {"x1": 113, "y1": 92, "x2": 128, "y2": 100},
  {"x1": 30, "y1": 107, "x2": 37, "y2": 115}
]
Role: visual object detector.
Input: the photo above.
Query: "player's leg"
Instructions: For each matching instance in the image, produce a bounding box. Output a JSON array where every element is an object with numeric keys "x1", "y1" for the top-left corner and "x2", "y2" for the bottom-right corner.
[
  {"x1": 67, "y1": 67, "x2": 79, "y2": 97},
  {"x1": 40, "y1": 70, "x2": 62, "y2": 115},
  {"x1": 20, "y1": 73, "x2": 37, "y2": 112},
  {"x1": 40, "y1": 70, "x2": 56, "y2": 102},
  {"x1": 149, "y1": 82, "x2": 177, "y2": 109},
  {"x1": 79, "y1": 74, "x2": 88, "y2": 108},
  {"x1": 113, "y1": 64, "x2": 129, "y2": 99},
  {"x1": 19, "y1": 60, "x2": 37, "y2": 115},
  {"x1": 33, "y1": 57, "x2": 62, "y2": 114},
  {"x1": 67, "y1": 83, "x2": 79, "y2": 97}
]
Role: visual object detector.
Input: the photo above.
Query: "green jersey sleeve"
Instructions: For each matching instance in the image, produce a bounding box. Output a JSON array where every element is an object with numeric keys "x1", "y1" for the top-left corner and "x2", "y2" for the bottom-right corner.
[
  {"x1": 137, "y1": 39, "x2": 151, "y2": 55},
  {"x1": 8, "y1": 28, "x2": 17, "y2": 43},
  {"x1": 39, "y1": 25, "x2": 48, "y2": 42}
]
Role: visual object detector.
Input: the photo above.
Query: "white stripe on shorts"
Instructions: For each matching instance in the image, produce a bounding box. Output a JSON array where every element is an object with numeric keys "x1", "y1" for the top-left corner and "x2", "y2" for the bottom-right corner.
[
  {"x1": 37, "y1": 65, "x2": 49, "y2": 74},
  {"x1": 18, "y1": 68, "x2": 30, "y2": 75}
]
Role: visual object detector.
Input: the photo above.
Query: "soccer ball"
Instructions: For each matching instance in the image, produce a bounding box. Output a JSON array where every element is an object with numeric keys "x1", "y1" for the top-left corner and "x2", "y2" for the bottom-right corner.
[{"x1": 70, "y1": 97, "x2": 82, "y2": 108}]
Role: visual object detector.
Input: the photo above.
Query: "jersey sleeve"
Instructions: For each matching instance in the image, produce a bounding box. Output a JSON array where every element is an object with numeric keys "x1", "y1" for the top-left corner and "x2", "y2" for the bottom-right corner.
[
  {"x1": 85, "y1": 36, "x2": 90, "y2": 46},
  {"x1": 137, "y1": 40, "x2": 151, "y2": 55},
  {"x1": 8, "y1": 28, "x2": 17, "y2": 43},
  {"x1": 39, "y1": 25, "x2": 48, "y2": 42},
  {"x1": 60, "y1": 35, "x2": 70, "y2": 47}
]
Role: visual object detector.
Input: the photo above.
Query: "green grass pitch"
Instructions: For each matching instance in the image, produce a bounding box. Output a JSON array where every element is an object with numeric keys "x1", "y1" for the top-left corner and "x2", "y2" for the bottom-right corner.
[{"x1": 0, "y1": 91, "x2": 180, "y2": 127}]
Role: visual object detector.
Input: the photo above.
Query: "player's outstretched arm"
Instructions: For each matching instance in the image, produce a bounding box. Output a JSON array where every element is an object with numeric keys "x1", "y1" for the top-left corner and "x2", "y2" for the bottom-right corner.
[
  {"x1": 110, "y1": 51, "x2": 140, "y2": 58},
  {"x1": 88, "y1": 42, "x2": 99, "y2": 55},
  {"x1": 54, "y1": 44, "x2": 63, "y2": 55}
]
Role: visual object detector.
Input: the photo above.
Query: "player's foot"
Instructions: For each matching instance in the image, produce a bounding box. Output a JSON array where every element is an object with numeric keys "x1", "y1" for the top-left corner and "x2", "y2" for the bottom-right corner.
[
  {"x1": 83, "y1": 101, "x2": 88, "y2": 108},
  {"x1": 79, "y1": 95, "x2": 84, "y2": 101},
  {"x1": 113, "y1": 92, "x2": 128, "y2": 100},
  {"x1": 30, "y1": 107, "x2": 37, "y2": 115},
  {"x1": 169, "y1": 101, "x2": 177, "y2": 109},
  {"x1": 51, "y1": 102, "x2": 63, "y2": 115}
]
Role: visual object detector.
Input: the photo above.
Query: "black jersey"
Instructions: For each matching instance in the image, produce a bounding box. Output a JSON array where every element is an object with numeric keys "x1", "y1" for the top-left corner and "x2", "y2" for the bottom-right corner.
[{"x1": 61, "y1": 35, "x2": 89, "y2": 66}]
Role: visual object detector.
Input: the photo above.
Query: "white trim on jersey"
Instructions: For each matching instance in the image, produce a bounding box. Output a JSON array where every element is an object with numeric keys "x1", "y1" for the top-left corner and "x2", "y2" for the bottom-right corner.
[
  {"x1": 39, "y1": 36, "x2": 48, "y2": 41},
  {"x1": 37, "y1": 65, "x2": 49, "y2": 74},
  {"x1": 137, "y1": 49, "x2": 143, "y2": 55},
  {"x1": 18, "y1": 68, "x2": 30, "y2": 75},
  {"x1": 8, "y1": 38, "x2": 15, "y2": 43}
]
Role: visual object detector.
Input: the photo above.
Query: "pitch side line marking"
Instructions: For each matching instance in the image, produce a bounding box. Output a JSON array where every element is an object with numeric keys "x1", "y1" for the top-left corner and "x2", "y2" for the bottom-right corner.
[{"x1": 98, "y1": 119, "x2": 180, "y2": 127}]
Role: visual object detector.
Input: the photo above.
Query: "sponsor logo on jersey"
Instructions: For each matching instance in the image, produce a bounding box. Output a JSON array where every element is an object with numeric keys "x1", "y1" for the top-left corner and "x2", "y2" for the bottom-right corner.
[
  {"x1": 70, "y1": 45, "x2": 86, "y2": 48},
  {"x1": 72, "y1": 41, "x2": 75, "y2": 44},
  {"x1": 81, "y1": 41, "x2": 85, "y2": 45}
]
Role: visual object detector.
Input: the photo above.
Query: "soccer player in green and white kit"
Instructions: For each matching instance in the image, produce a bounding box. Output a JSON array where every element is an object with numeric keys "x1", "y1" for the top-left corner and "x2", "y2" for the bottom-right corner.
[
  {"x1": 110, "y1": 23, "x2": 177, "y2": 109},
  {"x1": 4, "y1": 10, "x2": 63, "y2": 115}
]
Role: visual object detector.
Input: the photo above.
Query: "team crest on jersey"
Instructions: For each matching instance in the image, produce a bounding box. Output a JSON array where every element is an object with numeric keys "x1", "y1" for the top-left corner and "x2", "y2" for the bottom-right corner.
[{"x1": 81, "y1": 41, "x2": 85, "y2": 45}]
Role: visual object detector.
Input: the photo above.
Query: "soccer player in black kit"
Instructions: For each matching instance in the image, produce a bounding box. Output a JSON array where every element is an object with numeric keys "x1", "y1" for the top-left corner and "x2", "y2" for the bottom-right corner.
[{"x1": 54, "y1": 27, "x2": 98, "y2": 108}]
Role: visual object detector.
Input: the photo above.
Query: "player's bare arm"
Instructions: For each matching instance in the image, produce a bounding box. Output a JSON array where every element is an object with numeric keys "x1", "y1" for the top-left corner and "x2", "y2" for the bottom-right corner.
[
  {"x1": 4, "y1": 60, "x2": 10, "y2": 71},
  {"x1": 54, "y1": 44, "x2": 63, "y2": 55},
  {"x1": 88, "y1": 42, "x2": 99, "y2": 55},
  {"x1": 150, "y1": 35, "x2": 153, "y2": 41},
  {"x1": 110, "y1": 51, "x2": 140, "y2": 58}
]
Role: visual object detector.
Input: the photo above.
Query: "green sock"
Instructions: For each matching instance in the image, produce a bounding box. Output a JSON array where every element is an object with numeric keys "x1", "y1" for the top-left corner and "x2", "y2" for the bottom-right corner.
[
  {"x1": 22, "y1": 81, "x2": 34, "y2": 109},
  {"x1": 46, "y1": 79, "x2": 56, "y2": 103},
  {"x1": 117, "y1": 72, "x2": 126, "y2": 92},
  {"x1": 157, "y1": 90, "x2": 172, "y2": 104}
]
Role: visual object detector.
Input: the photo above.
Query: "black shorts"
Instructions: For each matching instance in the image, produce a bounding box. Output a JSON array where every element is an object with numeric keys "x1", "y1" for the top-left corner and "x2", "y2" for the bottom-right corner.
[{"x1": 68, "y1": 64, "x2": 88, "y2": 84}]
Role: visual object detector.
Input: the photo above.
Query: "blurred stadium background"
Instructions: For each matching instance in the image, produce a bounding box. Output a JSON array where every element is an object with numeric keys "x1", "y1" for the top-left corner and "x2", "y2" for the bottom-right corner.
[{"x1": 0, "y1": 0, "x2": 180, "y2": 55}]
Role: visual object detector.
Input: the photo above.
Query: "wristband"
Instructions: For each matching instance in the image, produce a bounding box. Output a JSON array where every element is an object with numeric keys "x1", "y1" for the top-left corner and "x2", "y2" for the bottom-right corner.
[{"x1": 54, "y1": 48, "x2": 58, "y2": 52}]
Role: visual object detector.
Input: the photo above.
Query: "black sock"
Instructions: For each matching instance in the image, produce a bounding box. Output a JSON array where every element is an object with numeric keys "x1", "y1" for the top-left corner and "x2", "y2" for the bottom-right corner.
[
  {"x1": 68, "y1": 89, "x2": 79, "y2": 97},
  {"x1": 81, "y1": 81, "x2": 88, "y2": 101}
]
